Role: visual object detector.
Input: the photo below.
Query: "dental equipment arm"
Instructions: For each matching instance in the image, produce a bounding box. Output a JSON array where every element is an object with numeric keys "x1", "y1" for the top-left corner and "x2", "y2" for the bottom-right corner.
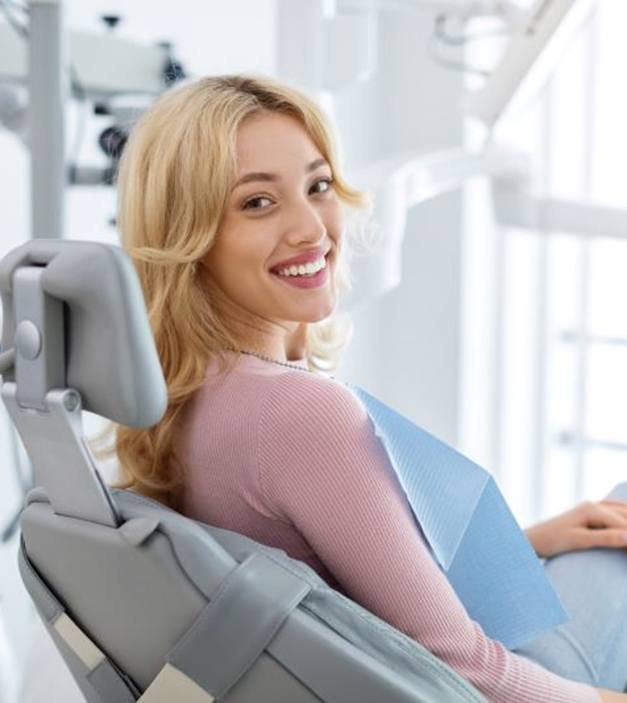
[{"x1": 464, "y1": 0, "x2": 594, "y2": 129}]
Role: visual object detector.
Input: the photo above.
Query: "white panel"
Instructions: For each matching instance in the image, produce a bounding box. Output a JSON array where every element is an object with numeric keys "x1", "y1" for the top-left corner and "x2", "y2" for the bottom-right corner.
[
  {"x1": 0, "y1": 24, "x2": 26, "y2": 82},
  {"x1": 70, "y1": 31, "x2": 166, "y2": 96},
  {"x1": 140, "y1": 664, "x2": 215, "y2": 703},
  {"x1": 53, "y1": 614, "x2": 105, "y2": 671},
  {"x1": 585, "y1": 345, "x2": 627, "y2": 445},
  {"x1": 587, "y1": 238, "x2": 627, "y2": 339}
]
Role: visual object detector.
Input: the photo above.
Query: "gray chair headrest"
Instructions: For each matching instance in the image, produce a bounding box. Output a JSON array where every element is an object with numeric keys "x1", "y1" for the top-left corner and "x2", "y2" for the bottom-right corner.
[{"x1": 0, "y1": 238, "x2": 167, "y2": 427}]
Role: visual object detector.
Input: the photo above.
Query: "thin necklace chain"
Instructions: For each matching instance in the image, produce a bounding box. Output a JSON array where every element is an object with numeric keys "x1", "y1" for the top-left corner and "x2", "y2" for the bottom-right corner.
[{"x1": 225, "y1": 347, "x2": 313, "y2": 373}]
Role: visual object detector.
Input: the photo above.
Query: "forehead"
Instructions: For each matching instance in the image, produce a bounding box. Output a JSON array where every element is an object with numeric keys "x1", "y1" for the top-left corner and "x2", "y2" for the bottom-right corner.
[{"x1": 235, "y1": 111, "x2": 323, "y2": 172}]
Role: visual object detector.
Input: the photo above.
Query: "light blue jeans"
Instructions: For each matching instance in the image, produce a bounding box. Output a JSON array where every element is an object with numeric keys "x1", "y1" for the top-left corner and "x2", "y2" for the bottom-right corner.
[{"x1": 512, "y1": 482, "x2": 627, "y2": 693}]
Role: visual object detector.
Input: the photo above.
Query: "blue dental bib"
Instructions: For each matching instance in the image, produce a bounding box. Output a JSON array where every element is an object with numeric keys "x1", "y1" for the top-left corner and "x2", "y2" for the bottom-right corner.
[{"x1": 345, "y1": 383, "x2": 569, "y2": 650}]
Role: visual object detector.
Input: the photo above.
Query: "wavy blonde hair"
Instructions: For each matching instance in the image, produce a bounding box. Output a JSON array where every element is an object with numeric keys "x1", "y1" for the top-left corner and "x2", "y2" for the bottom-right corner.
[{"x1": 89, "y1": 74, "x2": 370, "y2": 507}]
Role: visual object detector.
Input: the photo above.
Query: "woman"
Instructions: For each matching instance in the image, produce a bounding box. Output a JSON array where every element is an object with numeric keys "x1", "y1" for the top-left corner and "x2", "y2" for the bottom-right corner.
[{"x1": 108, "y1": 74, "x2": 627, "y2": 702}]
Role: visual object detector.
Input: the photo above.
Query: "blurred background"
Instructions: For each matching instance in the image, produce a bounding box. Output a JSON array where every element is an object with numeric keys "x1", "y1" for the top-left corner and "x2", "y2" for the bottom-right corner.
[{"x1": 1, "y1": 0, "x2": 626, "y2": 699}]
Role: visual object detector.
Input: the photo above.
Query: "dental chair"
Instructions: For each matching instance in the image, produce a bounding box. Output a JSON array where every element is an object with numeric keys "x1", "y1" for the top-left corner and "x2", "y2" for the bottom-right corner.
[{"x1": 0, "y1": 238, "x2": 487, "y2": 703}]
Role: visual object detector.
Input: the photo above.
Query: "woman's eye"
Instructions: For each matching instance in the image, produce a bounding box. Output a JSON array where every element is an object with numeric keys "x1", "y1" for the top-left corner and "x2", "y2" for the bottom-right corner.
[
  {"x1": 310, "y1": 178, "x2": 333, "y2": 195},
  {"x1": 243, "y1": 196, "x2": 273, "y2": 210},
  {"x1": 242, "y1": 179, "x2": 333, "y2": 210}
]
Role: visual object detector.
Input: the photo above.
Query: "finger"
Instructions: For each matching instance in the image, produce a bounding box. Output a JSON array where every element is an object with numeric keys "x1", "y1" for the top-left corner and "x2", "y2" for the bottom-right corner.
[
  {"x1": 600, "y1": 500, "x2": 627, "y2": 513},
  {"x1": 585, "y1": 503, "x2": 627, "y2": 530},
  {"x1": 572, "y1": 527, "x2": 627, "y2": 550},
  {"x1": 599, "y1": 500, "x2": 627, "y2": 520}
]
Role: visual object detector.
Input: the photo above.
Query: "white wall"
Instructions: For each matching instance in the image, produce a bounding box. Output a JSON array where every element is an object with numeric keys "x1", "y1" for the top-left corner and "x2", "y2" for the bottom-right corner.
[{"x1": 335, "y1": 7, "x2": 464, "y2": 447}]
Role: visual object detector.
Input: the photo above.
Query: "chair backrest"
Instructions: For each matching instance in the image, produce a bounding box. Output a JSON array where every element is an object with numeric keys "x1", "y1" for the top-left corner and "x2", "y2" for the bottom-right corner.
[{"x1": 0, "y1": 239, "x2": 487, "y2": 702}]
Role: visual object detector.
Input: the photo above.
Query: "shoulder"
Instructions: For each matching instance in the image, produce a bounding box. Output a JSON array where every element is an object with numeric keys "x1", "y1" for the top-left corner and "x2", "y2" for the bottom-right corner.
[
  {"x1": 259, "y1": 371, "x2": 368, "y2": 432},
  {"x1": 255, "y1": 372, "x2": 405, "y2": 526}
]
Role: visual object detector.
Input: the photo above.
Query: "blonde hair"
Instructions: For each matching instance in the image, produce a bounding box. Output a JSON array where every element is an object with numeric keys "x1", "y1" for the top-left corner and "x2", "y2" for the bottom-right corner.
[{"x1": 90, "y1": 74, "x2": 370, "y2": 507}]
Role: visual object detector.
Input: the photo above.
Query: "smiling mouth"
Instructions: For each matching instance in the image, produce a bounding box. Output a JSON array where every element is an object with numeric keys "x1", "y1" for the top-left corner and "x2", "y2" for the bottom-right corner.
[{"x1": 270, "y1": 251, "x2": 331, "y2": 277}]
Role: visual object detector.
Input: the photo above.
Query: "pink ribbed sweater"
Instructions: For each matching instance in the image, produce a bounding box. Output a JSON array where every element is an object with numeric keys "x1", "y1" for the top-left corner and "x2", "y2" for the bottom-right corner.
[{"x1": 175, "y1": 351, "x2": 600, "y2": 703}]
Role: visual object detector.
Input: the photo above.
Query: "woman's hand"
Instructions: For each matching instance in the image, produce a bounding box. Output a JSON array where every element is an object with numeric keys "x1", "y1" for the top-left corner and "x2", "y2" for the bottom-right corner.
[
  {"x1": 524, "y1": 499, "x2": 627, "y2": 559},
  {"x1": 597, "y1": 688, "x2": 627, "y2": 702}
]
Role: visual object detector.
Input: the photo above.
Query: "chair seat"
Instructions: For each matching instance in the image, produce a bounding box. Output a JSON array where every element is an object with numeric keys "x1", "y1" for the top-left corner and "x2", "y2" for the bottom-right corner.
[{"x1": 19, "y1": 486, "x2": 487, "y2": 703}]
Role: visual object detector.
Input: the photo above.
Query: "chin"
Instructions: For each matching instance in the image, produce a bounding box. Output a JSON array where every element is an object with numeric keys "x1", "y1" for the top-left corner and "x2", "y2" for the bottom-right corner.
[{"x1": 306, "y1": 303, "x2": 335, "y2": 323}]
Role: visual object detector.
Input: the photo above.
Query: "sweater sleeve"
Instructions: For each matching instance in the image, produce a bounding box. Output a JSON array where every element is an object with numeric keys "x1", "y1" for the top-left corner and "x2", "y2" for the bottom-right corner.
[{"x1": 256, "y1": 373, "x2": 601, "y2": 703}]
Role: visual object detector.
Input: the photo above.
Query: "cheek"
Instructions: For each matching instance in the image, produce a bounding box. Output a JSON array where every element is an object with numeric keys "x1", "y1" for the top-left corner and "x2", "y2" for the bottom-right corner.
[
  {"x1": 327, "y1": 213, "x2": 346, "y2": 260},
  {"x1": 209, "y1": 234, "x2": 273, "y2": 290},
  {"x1": 324, "y1": 201, "x2": 344, "y2": 242},
  {"x1": 202, "y1": 239, "x2": 241, "y2": 290}
]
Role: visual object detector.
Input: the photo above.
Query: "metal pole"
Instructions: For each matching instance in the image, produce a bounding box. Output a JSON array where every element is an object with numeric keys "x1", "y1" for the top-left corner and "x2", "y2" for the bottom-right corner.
[
  {"x1": 0, "y1": 7, "x2": 67, "y2": 699},
  {"x1": 28, "y1": 0, "x2": 66, "y2": 240}
]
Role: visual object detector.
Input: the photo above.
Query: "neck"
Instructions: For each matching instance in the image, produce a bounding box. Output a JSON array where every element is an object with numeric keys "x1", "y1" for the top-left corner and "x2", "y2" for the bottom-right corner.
[
  {"x1": 243, "y1": 342, "x2": 306, "y2": 363},
  {"x1": 205, "y1": 277, "x2": 307, "y2": 362},
  {"x1": 233, "y1": 323, "x2": 308, "y2": 363},
  {"x1": 285, "y1": 324, "x2": 308, "y2": 361}
]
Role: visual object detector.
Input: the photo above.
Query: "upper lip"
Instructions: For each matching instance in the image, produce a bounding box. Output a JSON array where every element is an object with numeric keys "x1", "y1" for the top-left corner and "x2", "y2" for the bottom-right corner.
[{"x1": 270, "y1": 247, "x2": 330, "y2": 272}]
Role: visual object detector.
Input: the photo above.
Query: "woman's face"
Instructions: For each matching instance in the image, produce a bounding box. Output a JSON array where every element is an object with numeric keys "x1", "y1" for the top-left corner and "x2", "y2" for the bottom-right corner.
[{"x1": 202, "y1": 111, "x2": 344, "y2": 346}]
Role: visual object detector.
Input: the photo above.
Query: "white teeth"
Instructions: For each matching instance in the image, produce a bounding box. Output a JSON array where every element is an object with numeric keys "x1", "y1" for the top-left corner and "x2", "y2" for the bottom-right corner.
[{"x1": 276, "y1": 256, "x2": 327, "y2": 277}]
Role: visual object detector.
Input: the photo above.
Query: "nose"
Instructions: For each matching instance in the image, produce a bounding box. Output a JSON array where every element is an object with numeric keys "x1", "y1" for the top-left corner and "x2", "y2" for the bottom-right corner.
[{"x1": 284, "y1": 197, "x2": 327, "y2": 247}]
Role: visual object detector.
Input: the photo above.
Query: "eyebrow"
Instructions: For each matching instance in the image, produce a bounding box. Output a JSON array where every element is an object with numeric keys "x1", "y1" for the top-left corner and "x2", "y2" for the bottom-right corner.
[{"x1": 232, "y1": 157, "x2": 329, "y2": 190}]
